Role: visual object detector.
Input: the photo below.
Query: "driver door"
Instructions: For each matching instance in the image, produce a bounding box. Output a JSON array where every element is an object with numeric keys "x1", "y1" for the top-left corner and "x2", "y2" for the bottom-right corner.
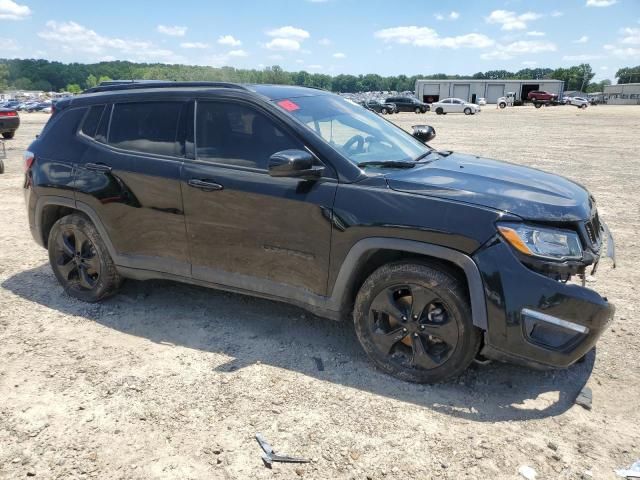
[{"x1": 181, "y1": 99, "x2": 338, "y2": 297}]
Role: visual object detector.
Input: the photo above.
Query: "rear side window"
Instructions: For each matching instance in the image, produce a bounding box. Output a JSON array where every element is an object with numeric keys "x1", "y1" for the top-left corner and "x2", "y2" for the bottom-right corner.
[
  {"x1": 80, "y1": 105, "x2": 105, "y2": 138},
  {"x1": 108, "y1": 101, "x2": 185, "y2": 157},
  {"x1": 196, "y1": 101, "x2": 302, "y2": 170}
]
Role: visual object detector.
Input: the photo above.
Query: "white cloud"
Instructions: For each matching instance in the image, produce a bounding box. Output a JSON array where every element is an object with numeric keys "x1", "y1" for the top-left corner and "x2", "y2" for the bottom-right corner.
[
  {"x1": 586, "y1": 0, "x2": 616, "y2": 6},
  {"x1": 0, "y1": 37, "x2": 19, "y2": 51},
  {"x1": 156, "y1": 24, "x2": 187, "y2": 37},
  {"x1": 267, "y1": 26, "x2": 310, "y2": 40},
  {"x1": 435, "y1": 11, "x2": 459, "y2": 21},
  {"x1": 375, "y1": 26, "x2": 494, "y2": 49},
  {"x1": 562, "y1": 53, "x2": 603, "y2": 61},
  {"x1": 526, "y1": 31, "x2": 545, "y2": 36},
  {"x1": 604, "y1": 45, "x2": 640, "y2": 58},
  {"x1": 228, "y1": 49, "x2": 248, "y2": 57},
  {"x1": 551, "y1": 10, "x2": 564, "y2": 17},
  {"x1": 0, "y1": 0, "x2": 30, "y2": 20},
  {"x1": 574, "y1": 35, "x2": 589, "y2": 43},
  {"x1": 601, "y1": 66, "x2": 608, "y2": 70},
  {"x1": 332, "y1": 52, "x2": 346, "y2": 58},
  {"x1": 306, "y1": 64, "x2": 323, "y2": 70},
  {"x1": 485, "y1": 10, "x2": 542, "y2": 31},
  {"x1": 480, "y1": 40, "x2": 556, "y2": 60},
  {"x1": 621, "y1": 27, "x2": 640, "y2": 45},
  {"x1": 267, "y1": 54, "x2": 284, "y2": 60},
  {"x1": 318, "y1": 37, "x2": 331, "y2": 46},
  {"x1": 39, "y1": 21, "x2": 176, "y2": 62},
  {"x1": 265, "y1": 38, "x2": 301, "y2": 51},
  {"x1": 217, "y1": 35, "x2": 242, "y2": 47},
  {"x1": 521, "y1": 60, "x2": 538, "y2": 66},
  {"x1": 180, "y1": 42, "x2": 209, "y2": 49}
]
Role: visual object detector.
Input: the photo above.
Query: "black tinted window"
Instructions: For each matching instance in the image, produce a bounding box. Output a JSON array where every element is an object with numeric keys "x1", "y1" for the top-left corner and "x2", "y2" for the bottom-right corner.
[
  {"x1": 196, "y1": 102, "x2": 302, "y2": 169},
  {"x1": 80, "y1": 105, "x2": 105, "y2": 138},
  {"x1": 109, "y1": 102, "x2": 185, "y2": 157}
]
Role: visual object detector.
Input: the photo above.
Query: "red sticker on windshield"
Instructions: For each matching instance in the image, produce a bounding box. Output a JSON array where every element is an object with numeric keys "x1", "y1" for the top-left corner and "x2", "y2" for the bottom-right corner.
[{"x1": 277, "y1": 99, "x2": 300, "y2": 112}]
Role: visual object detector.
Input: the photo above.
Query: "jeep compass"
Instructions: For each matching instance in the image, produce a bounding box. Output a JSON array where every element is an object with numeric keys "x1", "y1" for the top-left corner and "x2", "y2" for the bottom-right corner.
[{"x1": 23, "y1": 81, "x2": 615, "y2": 383}]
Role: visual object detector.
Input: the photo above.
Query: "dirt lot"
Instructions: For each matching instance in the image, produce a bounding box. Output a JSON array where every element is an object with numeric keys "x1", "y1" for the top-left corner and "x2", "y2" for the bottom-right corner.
[{"x1": 1, "y1": 106, "x2": 639, "y2": 480}]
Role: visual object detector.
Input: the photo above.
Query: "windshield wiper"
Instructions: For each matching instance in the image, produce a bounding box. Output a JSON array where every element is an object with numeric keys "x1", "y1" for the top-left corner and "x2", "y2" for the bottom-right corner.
[{"x1": 357, "y1": 161, "x2": 416, "y2": 169}]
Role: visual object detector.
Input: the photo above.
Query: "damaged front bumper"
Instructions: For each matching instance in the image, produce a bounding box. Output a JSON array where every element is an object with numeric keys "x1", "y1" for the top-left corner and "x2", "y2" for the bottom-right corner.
[{"x1": 473, "y1": 231, "x2": 615, "y2": 369}]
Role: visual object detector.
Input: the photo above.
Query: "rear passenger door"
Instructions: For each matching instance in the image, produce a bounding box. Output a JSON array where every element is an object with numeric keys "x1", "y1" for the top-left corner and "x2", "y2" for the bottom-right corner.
[
  {"x1": 74, "y1": 98, "x2": 191, "y2": 276},
  {"x1": 181, "y1": 99, "x2": 337, "y2": 297}
]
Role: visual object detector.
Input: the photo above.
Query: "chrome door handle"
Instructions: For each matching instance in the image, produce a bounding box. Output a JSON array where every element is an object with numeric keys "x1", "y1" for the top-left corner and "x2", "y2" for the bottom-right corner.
[{"x1": 187, "y1": 179, "x2": 224, "y2": 191}]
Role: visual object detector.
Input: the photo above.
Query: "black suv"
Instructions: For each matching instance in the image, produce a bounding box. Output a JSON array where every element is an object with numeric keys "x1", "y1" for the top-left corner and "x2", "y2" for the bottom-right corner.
[
  {"x1": 23, "y1": 81, "x2": 615, "y2": 383},
  {"x1": 385, "y1": 96, "x2": 429, "y2": 113}
]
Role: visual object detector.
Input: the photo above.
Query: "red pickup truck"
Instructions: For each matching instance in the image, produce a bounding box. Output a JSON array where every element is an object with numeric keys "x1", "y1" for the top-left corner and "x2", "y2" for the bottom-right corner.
[{"x1": 527, "y1": 90, "x2": 558, "y2": 102}]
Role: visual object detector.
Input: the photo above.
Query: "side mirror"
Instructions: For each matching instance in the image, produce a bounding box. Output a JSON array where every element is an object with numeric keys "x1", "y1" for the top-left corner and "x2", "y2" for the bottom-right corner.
[
  {"x1": 268, "y1": 149, "x2": 324, "y2": 179},
  {"x1": 412, "y1": 125, "x2": 436, "y2": 144}
]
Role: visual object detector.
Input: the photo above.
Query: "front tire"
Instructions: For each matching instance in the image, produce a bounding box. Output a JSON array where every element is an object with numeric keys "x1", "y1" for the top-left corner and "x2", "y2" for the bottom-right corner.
[
  {"x1": 534, "y1": 103, "x2": 542, "y2": 109},
  {"x1": 48, "y1": 213, "x2": 122, "y2": 302},
  {"x1": 464, "y1": 107, "x2": 472, "y2": 115},
  {"x1": 499, "y1": 102, "x2": 506, "y2": 109},
  {"x1": 2, "y1": 131, "x2": 15, "y2": 139},
  {"x1": 353, "y1": 262, "x2": 481, "y2": 383},
  {"x1": 435, "y1": 107, "x2": 443, "y2": 115},
  {"x1": 580, "y1": 104, "x2": 587, "y2": 109},
  {"x1": 381, "y1": 108, "x2": 388, "y2": 115},
  {"x1": 415, "y1": 107, "x2": 421, "y2": 114}
]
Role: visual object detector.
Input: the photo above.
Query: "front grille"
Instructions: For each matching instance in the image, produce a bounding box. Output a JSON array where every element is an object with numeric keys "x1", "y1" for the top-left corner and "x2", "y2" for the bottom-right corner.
[{"x1": 585, "y1": 211, "x2": 602, "y2": 246}]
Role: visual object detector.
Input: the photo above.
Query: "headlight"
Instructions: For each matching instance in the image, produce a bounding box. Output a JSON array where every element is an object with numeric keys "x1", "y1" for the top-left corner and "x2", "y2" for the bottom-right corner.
[{"x1": 497, "y1": 223, "x2": 583, "y2": 261}]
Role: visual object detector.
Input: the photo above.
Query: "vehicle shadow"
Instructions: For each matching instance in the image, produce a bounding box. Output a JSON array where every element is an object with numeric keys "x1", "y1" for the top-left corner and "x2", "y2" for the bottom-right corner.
[{"x1": 2, "y1": 264, "x2": 595, "y2": 423}]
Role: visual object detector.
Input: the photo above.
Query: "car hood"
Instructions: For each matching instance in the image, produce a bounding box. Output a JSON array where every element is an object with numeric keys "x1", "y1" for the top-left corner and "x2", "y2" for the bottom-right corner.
[{"x1": 384, "y1": 153, "x2": 593, "y2": 222}]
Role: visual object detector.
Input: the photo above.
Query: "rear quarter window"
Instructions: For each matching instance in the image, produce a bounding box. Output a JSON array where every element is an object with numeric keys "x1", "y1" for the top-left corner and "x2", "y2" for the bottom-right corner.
[{"x1": 80, "y1": 105, "x2": 106, "y2": 138}]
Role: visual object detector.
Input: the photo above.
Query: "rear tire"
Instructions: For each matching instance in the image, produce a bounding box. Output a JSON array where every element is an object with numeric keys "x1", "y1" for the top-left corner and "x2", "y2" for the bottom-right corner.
[
  {"x1": 0, "y1": 159, "x2": 4, "y2": 174},
  {"x1": 499, "y1": 102, "x2": 506, "y2": 109},
  {"x1": 415, "y1": 107, "x2": 421, "y2": 114},
  {"x1": 381, "y1": 108, "x2": 388, "y2": 115},
  {"x1": 580, "y1": 104, "x2": 587, "y2": 109},
  {"x1": 48, "y1": 213, "x2": 122, "y2": 302},
  {"x1": 353, "y1": 262, "x2": 482, "y2": 383},
  {"x1": 534, "y1": 103, "x2": 542, "y2": 109},
  {"x1": 2, "y1": 131, "x2": 15, "y2": 139}
]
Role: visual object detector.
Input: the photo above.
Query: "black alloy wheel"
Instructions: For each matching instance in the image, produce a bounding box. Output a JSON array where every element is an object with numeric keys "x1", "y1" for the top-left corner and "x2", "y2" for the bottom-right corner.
[
  {"x1": 354, "y1": 262, "x2": 481, "y2": 383},
  {"x1": 367, "y1": 284, "x2": 459, "y2": 370},
  {"x1": 48, "y1": 213, "x2": 121, "y2": 302},
  {"x1": 52, "y1": 226, "x2": 101, "y2": 291}
]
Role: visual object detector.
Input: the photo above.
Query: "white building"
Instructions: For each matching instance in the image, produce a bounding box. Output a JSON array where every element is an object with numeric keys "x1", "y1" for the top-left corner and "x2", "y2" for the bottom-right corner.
[
  {"x1": 415, "y1": 79, "x2": 565, "y2": 104},
  {"x1": 604, "y1": 83, "x2": 640, "y2": 105}
]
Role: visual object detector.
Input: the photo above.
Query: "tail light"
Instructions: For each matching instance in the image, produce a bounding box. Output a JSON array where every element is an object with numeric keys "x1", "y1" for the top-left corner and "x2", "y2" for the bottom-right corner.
[
  {"x1": 0, "y1": 110, "x2": 18, "y2": 117},
  {"x1": 24, "y1": 150, "x2": 35, "y2": 172}
]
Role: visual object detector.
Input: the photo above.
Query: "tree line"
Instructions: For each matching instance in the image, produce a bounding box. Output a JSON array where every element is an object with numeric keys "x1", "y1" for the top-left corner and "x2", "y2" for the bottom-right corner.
[{"x1": 1, "y1": 58, "x2": 638, "y2": 94}]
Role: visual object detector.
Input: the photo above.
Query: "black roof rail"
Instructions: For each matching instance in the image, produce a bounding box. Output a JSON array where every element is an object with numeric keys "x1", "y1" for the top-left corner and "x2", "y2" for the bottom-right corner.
[{"x1": 83, "y1": 80, "x2": 249, "y2": 94}]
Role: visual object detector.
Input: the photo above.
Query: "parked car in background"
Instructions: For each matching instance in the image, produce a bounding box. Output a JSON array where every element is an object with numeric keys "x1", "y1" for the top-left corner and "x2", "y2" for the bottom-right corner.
[
  {"x1": 477, "y1": 98, "x2": 487, "y2": 106},
  {"x1": 569, "y1": 97, "x2": 589, "y2": 109},
  {"x1": 362, "y1": 99, "x2": 397, "y2": 114},
  {"x1": 385, "y1": 96, "x2": 429, "y2": 113},
  {"x1": 0, "y1": 107, "x2": 20, "y2": 139},
  {"x1": 431, "y1": 98, "x2": 481, "y2": 115},
  {"x1": 527, "y1": 90, "x2": 558, "y2": 102}
]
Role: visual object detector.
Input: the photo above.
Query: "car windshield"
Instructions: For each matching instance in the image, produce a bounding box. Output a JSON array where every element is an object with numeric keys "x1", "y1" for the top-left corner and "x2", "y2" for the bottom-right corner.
[{"x1": 274, "y1": 95, "x2": 429, "y2": 165}]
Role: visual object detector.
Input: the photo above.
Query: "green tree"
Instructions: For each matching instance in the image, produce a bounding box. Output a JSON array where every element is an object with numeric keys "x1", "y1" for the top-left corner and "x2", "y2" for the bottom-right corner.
[
  {"x1": 85, "y1": 74, "x2": 98, "y2": 88},
  {"x1": 0, "y1": 63, "x2": 9, "y2": 91},
  {"x1": 65, "y1": 84, "x2": 82, "y2": 94},
  {"x1": 13, "y1": 77, "x2": 34, "y2": 90},
  {"x1": 615, "y1": 66, "x2": 640, "y2": 84}
]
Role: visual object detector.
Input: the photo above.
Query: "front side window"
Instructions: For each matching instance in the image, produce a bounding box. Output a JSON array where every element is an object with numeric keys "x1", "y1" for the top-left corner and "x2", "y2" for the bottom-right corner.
[
  {"x1": 108, "y1": 101, "x2": 185, "y2": 157},
  {"x1": 196, "y1": 101, "x2": 303, "y2": 169},
  {"x1": 275, "y1": 95, "x2": 430, "y2": 165}
]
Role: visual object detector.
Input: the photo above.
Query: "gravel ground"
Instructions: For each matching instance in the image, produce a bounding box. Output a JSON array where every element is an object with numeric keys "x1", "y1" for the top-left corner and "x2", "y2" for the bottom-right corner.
[{"x1": 1, "y1": 106, "x2": 638, "y2": 480}]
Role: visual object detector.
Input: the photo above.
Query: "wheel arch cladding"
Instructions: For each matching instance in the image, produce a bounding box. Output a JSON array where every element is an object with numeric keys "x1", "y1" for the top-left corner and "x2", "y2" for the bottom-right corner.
[{"x1": 331, "y1": 238, "x2": 488, "y2": 329}]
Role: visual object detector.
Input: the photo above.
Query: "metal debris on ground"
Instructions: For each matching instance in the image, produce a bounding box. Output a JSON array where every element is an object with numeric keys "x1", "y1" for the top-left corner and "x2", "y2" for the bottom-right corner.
[
  {"x1": 575, "y1": 386, "x2": 593, "y2": 410},
  {"x1": 615, "y1": 460, "x2": 640, "y2": 478},
  {"x1": 256, "y1": 433, "x2": 310, "y2": 468}
]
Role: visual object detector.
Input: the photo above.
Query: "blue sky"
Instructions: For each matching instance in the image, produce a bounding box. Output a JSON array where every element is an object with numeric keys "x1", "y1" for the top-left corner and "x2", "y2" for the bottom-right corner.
[{"x1": 2, "y1": 0, "x2": 638, "y2": 81}]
